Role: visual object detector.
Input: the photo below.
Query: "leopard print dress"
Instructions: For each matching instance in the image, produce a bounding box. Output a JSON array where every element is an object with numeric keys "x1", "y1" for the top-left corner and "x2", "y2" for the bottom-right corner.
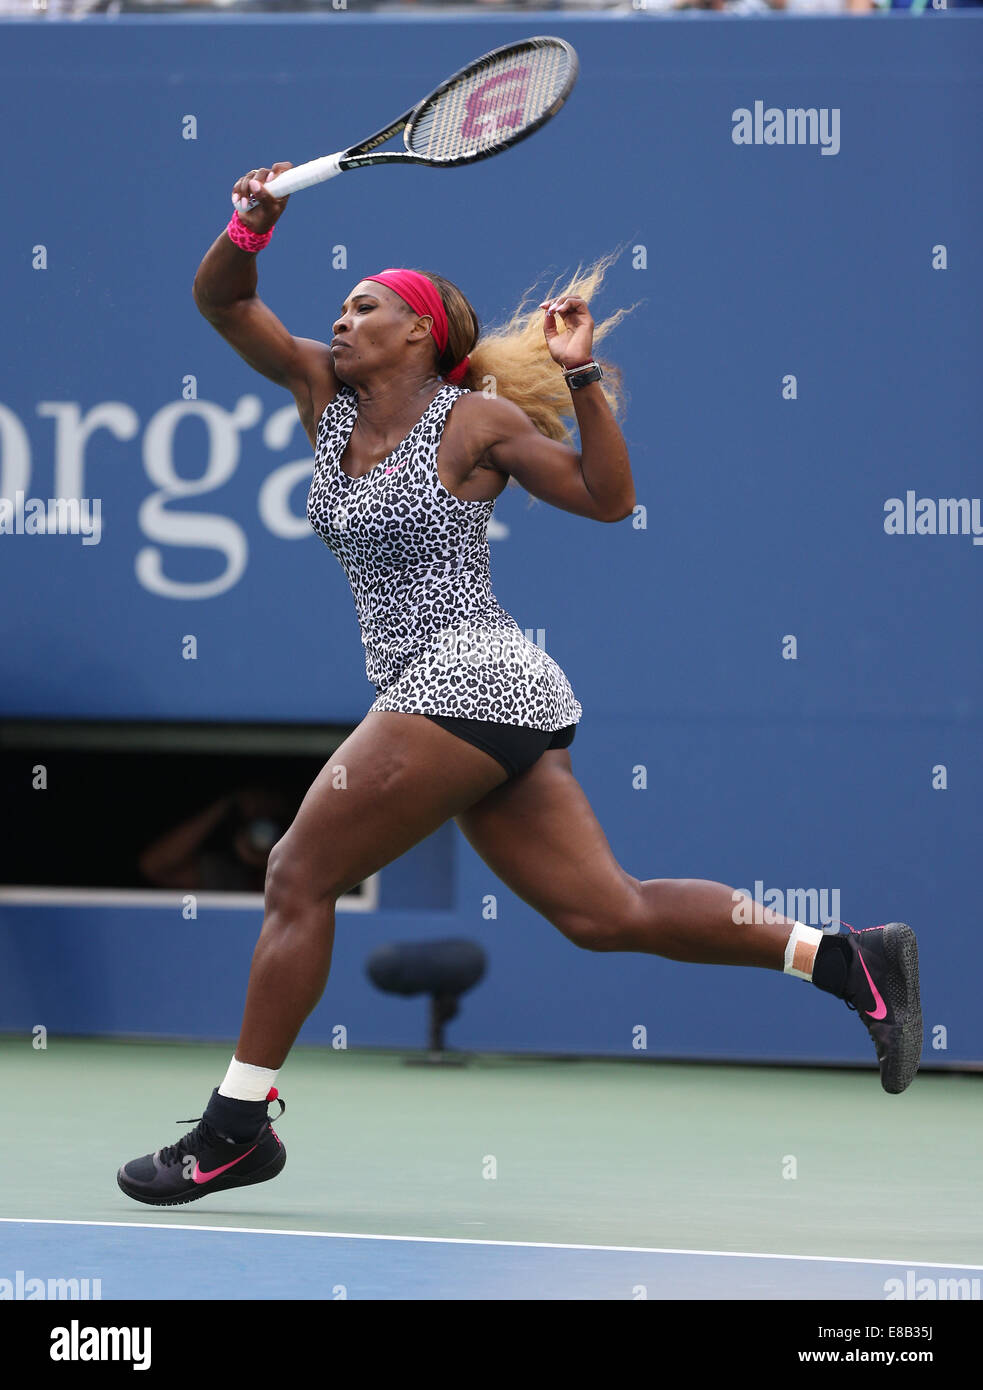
[{"x1": 307, "y1": 381, "x2": 583, "y2": 732}]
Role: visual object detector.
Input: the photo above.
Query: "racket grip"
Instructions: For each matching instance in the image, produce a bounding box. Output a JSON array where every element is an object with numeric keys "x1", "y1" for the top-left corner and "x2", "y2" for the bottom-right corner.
[{"x1": 244, "y1": 153, "x2": 346, "y2": 208}]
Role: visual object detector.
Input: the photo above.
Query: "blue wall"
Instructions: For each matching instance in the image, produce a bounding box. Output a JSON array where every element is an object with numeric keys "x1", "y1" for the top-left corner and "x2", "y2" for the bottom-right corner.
[{"x1": 1, "y1": 14, "x2": 981, "y2": 1064}]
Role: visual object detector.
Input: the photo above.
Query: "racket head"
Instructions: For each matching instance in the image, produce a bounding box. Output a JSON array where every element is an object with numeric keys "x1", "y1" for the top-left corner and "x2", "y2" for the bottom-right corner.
[{"x1": 403, "y1": 36, "x2": 579, "y2": 167}]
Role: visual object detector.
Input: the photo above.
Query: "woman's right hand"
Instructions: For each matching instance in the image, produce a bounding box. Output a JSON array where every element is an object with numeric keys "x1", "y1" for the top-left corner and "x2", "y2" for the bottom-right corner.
[{"x1": 230, "y1": 163, "x2": 293, "y2": 235}]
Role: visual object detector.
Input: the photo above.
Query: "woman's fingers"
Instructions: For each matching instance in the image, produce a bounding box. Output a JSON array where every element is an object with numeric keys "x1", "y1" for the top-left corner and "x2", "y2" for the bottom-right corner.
[
  {"x1": 231, "y1": 169, "x2": 259, "y2": 210},
  {"x1": 539, "y1": 295, "x2": 589, "y2": 313},
  {"x1": 538, "y1": 295, "x2": 596, "y2": 368},
  {"x1": 245, "y1": 169, "x2": 275, "y2": 209},
  {"x1": 539, "y1": 296, "x2": 593, "y2": 336},
  {"x1": 229, "y1": 164, "x2": 293, "y2": 231}
]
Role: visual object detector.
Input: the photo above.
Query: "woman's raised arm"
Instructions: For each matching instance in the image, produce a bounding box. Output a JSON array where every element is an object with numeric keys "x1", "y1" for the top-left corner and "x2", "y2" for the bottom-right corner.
[{"x1": 192, "y1": 163, "x2": 337, "y2": 445}]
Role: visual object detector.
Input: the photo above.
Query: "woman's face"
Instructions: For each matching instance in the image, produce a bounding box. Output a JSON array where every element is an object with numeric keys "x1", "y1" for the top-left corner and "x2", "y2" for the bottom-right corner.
[{"x1": 330, "y1": 281, "x2": 428, "y2": 382}]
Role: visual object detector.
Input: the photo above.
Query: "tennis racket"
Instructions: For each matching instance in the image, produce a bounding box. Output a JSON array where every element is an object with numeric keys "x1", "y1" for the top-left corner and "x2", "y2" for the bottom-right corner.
[{"x1": 244, "y1": 36, "x2": 578, "y2": 207}]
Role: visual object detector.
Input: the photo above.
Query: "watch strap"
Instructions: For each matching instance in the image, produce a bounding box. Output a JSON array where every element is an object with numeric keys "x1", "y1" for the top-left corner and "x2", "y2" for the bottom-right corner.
[{"x1": 563, "y1": 360, "x2": 603, "y2": 390}]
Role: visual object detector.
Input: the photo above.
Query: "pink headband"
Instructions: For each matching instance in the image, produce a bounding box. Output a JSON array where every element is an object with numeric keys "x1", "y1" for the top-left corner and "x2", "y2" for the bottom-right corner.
[{"x1": 362, "y1": 268, "x2": 470, "y2": 385}]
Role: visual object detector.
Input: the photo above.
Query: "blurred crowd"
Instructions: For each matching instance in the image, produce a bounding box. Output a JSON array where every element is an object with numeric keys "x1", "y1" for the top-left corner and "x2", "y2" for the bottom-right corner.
[{"x1": 4, "y1": 0, "x2": 976, "y2": 17}]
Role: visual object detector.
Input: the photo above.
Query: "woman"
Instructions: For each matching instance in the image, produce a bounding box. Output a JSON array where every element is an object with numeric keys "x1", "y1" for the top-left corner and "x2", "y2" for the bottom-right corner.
[{"x1": 117, "y1": 165, "x2": 922, "y2": 1206}]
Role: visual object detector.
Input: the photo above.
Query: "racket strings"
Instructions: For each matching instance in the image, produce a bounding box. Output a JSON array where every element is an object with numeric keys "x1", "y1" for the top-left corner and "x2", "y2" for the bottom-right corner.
[{"x1": 409, "y1": 44, "x2": 573, "y2": 163}]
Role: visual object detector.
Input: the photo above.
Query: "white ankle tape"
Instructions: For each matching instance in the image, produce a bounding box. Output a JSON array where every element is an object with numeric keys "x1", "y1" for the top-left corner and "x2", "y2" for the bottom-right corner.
[
  {"x1": 783, "y1": 923, "x2": 824, "y2": 980},
  {"x1": 218, "y1": 1056, "x2": 279, "y2": 1102}
]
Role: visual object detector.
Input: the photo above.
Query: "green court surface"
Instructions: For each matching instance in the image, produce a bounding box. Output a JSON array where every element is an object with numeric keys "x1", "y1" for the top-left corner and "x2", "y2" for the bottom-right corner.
[{"x1": 2, "y1": 1038, "x2": 980, "y2": 1265}]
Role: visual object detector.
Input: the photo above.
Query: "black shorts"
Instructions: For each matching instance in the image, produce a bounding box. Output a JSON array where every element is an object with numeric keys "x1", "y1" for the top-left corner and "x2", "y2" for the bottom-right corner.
[{"x1": 423, "y1": 715, "x2": 577, "y2": 781}]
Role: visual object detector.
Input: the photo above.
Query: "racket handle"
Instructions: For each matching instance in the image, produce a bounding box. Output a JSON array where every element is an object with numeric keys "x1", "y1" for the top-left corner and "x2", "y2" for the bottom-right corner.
[{"x1": 244, "y1": 153, "x2": 345, "y2": 208}]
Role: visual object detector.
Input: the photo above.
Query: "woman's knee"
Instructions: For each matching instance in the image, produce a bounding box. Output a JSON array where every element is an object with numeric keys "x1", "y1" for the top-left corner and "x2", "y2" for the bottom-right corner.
[
  {"x1": 264, "y1": 835, "x2": 344, "y2": 916},
  {"x1": 552, "y1": 878, "x2": 645, "y2": 953}
]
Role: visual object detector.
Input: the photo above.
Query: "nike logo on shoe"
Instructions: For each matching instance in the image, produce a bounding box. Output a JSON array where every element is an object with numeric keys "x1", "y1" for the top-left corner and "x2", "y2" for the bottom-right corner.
[
  {"x1": 856, "y1": 949, "x2": 888, "y2": 1020},
  {"x1": 191, "y1": 1144, "x2": 259, "y2": 1185}
]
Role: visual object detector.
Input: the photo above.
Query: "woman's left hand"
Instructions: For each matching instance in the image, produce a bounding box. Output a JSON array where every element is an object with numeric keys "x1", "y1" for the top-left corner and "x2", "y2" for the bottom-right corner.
[{"x1": 540, "y1": 295, "x2": 595, "y2": 371}]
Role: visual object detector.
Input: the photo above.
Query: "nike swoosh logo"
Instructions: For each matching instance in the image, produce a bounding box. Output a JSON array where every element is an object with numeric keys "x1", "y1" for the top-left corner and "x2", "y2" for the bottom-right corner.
[
  {"x1": 192, "y1": 1143, "x2": 258, "y2": 1185},
  {"x1": 856, "y1": 949, "x2": 888, "y2": 1020}
]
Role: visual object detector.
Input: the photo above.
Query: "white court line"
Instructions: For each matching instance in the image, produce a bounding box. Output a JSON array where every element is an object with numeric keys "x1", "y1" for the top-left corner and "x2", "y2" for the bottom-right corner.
[{"x1": 1, "y1": 1217, "x2": 981, "y2": 1271}]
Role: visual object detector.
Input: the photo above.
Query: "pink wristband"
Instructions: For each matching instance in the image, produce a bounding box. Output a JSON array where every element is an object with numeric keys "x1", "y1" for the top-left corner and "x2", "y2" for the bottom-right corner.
[{"x1": 226, "y1": 212, "x2": 274, "y2": 253}]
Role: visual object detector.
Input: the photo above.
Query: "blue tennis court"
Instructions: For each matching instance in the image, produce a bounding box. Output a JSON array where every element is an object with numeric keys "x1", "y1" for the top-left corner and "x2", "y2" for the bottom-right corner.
[{"x1": 4, "y1": 1218, "x2": 982, "y2": 1301}]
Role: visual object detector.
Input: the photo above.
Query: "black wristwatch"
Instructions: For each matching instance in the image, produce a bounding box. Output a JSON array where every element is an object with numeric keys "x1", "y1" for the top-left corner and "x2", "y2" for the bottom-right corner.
[{"x1": 563, "y1": 360, "x2": 603, "y2": 391}]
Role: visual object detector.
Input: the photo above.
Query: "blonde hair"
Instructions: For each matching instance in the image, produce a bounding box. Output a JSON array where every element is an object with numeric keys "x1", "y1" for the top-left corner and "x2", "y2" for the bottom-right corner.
[{"x1": 417, "y1": 247, "x2": 638, "y2": 447}]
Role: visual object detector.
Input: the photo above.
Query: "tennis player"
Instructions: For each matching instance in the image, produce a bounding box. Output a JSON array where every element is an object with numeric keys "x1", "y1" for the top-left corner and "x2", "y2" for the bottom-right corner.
[{"x1": 117, "y1": 166, "x2": 922, "y2": 1206}]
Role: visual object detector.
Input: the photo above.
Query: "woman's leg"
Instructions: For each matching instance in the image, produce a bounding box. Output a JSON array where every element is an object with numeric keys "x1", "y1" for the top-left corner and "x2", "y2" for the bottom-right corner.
[
  {"x1": 117, "y1": 712, "x2": 512, "y2": 1204},
  {"x1": 237, "y1": 711, "x2": 510, "y2": 1068},
  {"x1": 455, "y1": 747, "x2": 921, "y2": 1094},
  {"x1": 455, "y1": 747, "x2": 796, "y2": 966}
]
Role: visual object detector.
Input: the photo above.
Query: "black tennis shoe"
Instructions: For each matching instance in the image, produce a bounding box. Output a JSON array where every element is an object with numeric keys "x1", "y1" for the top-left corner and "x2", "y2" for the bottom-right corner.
[
  {"x1": 117, "y1": 1088, "x2": 286, "y2": 1206},
  {"x1": 814, "y1": 923, "x2": 922, "y2": 1094}
]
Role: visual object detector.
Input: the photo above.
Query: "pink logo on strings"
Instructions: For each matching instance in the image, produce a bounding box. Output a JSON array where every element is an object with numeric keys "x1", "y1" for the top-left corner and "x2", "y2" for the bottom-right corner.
[{"x1": 461, "y1": 67, "x2": 531, "y2": 140}]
